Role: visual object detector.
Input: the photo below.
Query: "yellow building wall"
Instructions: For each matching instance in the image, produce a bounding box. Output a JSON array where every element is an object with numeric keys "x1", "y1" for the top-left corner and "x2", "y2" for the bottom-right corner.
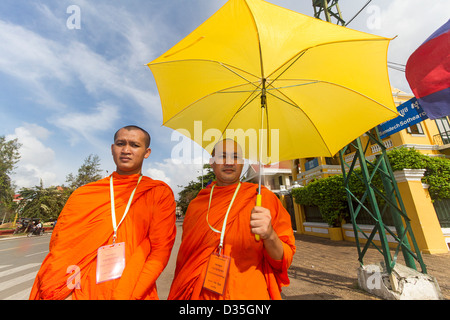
[
  {"x1": 394, "y1": 170, "x2": 448, "y2": 254},
  {"x1": 290, "y1": 89, "x2": 449, "y2": 253}
]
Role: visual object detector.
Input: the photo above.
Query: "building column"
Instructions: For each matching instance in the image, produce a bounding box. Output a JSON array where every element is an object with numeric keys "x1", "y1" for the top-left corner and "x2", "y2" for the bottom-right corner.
[
  {"x1": 292, "y1": 201, "x2": 305, "y2": 234},
  {"x1": 393, "y1": 169, "x2": 448, "y2": 254}
]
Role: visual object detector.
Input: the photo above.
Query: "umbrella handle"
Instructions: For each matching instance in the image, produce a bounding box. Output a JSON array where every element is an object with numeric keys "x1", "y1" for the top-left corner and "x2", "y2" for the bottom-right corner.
[{"x1": 255, "y1": 194, "x2": 262, "y2": 241}]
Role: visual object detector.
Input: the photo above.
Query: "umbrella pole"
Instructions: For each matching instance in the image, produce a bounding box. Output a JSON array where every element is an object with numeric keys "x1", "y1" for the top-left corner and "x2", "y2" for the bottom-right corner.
[
  {"x1": 257, "y1": 103, "x2": 264, "y2": 209},
  {"x1": 258, "y1": 78, "x2": 267, "y2": 200},
  {"x1": 255, "y1": 79, "x2": 267, "y2": 241},
  {"x1": 257, "y1": 105, "x2": 265, "y2": 202}
]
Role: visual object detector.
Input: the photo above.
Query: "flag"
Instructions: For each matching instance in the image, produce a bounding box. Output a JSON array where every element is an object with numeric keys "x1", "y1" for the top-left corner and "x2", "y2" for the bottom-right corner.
[{"x1": 405, "y1": 19, "x2": 450, "y2": 120}]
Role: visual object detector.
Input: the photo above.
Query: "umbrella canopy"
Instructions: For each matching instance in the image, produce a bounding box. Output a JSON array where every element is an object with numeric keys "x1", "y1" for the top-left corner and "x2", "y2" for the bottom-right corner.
[{"x1": 148, "y1": 0, "x2": 398, "y2": 164}]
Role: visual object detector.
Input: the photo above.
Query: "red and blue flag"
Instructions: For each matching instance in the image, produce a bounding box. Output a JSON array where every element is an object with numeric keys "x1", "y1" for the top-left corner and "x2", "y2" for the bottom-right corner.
[{"x1": 406, "y1": 19, "x2": 450, "y2": 120}]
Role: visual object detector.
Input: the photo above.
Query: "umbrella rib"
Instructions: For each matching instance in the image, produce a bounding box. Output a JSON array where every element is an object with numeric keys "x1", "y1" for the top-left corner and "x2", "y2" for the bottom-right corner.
[
  {"x1": 234, "y1": 87, "x2": 262, "y2": 114},
  {"x1": 263, "y1": 87, "x2": 335, "y2": 156},
  {"x1": 218, "y1": 62, "x2": 261, "y2": 90},
  {"x1": 266, "y1": 83, "x2": 329, "y2": 159},
  {"x1": 265, "y1": 76, "x2": 399, "y2": 118},
  {"x1": 149, "y1": 59, "x2": 260, "y2": 84},
  {"x1": 242, "y1": 0, "x2": 265, "y2": 79},
  {"x1": 216, "y1": 81, "x2": 262, "y2": 94},
  {"x1": 267, "y1": 81, "x2": 320, "y2": 92},
  {"x1": 267, "y1": 37, "x2": 391, "y2": 81},
  {"x1": 270, "y1": 79, "x2": 399, "y2": 115},
  {"x1": 161, "y1": 82, "x2": 260, "y2": 126},
  {"x1": 263, "y1": 78, "x2": 398, "y2": 157},
  {"x1": 219, "y1": 88, "x2": 262, "y2": 138},
  {"x1": 265, "y1": 85, "x2": 301, "y2": 109},
  {"x1": 268, "y1": 51, "x2": 307, "y2": 84}
]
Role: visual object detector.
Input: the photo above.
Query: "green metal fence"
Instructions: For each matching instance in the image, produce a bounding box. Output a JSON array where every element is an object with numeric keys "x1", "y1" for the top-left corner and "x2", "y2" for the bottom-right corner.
[
  {"x1": 433, "y1": 199, "x2": 450, "y2": 228},
  {"x1": 304, "y1": 205, "x2": 324, "y2": 223}
]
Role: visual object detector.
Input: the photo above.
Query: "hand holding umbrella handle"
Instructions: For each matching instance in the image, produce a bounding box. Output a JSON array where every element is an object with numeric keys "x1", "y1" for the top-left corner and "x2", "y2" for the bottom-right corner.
[{"x1": 255, "y1": 194, "x2": 262, "y2": 241}]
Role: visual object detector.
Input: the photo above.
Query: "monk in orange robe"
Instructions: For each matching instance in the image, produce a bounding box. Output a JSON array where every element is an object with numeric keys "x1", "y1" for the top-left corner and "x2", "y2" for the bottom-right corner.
[
  {"x1": 30, "y1": 126, "x2": 176, "y2": 300},
  {"x1": 169, "y1": 139, "x2": 296, "y2": 300}
]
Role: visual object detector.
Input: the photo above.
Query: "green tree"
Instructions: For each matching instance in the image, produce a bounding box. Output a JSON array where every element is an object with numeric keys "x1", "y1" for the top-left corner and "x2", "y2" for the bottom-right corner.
[
  {"x1": 17, "y1": 154, "x2": 105, "y2": 221},
  {"x1": 18, "y1": 180, "x2": 67, "y2": 221},
  {"x1": 177, "y1": 164, "x2": 215, "y2": 215},
  {"x1": 65, "y1": 154, "x2": 103, "y2": 190},
  {"x1": 0, "y1": 136, "x2": 21, "y2": 223}
]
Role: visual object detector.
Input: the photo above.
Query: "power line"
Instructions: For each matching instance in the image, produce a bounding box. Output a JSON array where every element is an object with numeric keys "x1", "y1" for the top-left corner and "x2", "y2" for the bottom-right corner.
[
  {"x1": 387, "y1": 61, "x2": 406, "y2": 72},
  {"x1": 344, "y1": 0, "x2": 372, "y2": 27},
  {"x1": 388, "y1": 61, "x2": 406, "y2": 67}
]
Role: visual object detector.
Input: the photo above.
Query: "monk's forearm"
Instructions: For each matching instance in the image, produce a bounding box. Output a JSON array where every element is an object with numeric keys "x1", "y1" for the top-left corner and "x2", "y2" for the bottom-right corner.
[{"x1": 263, "y1": 230, "x2": 284, "y2": 260}]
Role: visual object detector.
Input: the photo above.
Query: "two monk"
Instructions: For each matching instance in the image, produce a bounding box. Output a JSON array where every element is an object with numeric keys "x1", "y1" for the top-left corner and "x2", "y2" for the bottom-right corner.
[
  {"x1": 30, "y1": 126, "x2": 176, "y2": 300},
  {"x1": 31, "y1": 132, "x2": 295, "y2": 300},
  {"x1": 169, "y1": 139, "x2": 296, "y2": 300}
]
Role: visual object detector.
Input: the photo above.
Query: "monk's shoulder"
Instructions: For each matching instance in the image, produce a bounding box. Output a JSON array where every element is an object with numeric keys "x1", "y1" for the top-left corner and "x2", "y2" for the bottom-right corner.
[
  {"x1": 141, "y1": 176, "x2": 175, "y2": 198},
  {"x1": 69, "y1": 176, "x2": 109, "y2": 197}
]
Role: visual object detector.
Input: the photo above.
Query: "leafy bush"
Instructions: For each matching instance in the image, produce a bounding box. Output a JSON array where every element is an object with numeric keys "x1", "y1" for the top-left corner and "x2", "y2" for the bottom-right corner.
[
  {"x1": 291, "y1": 147, "x2": 450, "y2": 226},
  {"x1": 386, "y1": 147, "x2": 427, "y2": 171},
  {"x1": 386, "y1": 147, "x2": 450, "y2": 200},
  {"x1": 422, "y1": 156, "x2": 450, "y2": 200},
  {"x1": 292, "y1": 175, "x2": 348, "y2": 227}
]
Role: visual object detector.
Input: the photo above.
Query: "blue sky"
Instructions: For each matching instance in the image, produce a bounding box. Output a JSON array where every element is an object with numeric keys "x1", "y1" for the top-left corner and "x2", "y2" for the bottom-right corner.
[{"x1": 1, "y1": 0, "x2": 449, "y2": 198}]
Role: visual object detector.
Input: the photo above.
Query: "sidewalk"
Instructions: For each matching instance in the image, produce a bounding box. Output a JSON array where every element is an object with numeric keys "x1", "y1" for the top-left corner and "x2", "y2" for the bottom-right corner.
[
  {"x1": 157, "y1": 221, "x2": 450, "y2": 300},
  {"x1": 284, "y1": 233, "x2": 449, "y2": 300}
]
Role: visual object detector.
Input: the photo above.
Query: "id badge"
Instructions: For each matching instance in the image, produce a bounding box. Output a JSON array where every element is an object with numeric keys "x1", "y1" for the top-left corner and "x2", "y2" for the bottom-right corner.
[
  {"x1": 202, "y1": 252, "x2": 231, "y2": 295},
  {"x1": 96, "y1": 242, "x2": 125, "y2": 284}
]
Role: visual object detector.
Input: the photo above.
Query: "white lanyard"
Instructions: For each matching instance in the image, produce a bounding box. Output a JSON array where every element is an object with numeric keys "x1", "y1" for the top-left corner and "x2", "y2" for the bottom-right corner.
[
  {"x1": 206, "y1": 182, "x2": 241, "y2": 255},
  {"x1": 110, "y1": 174, "x2": 143, "y2": 244}
]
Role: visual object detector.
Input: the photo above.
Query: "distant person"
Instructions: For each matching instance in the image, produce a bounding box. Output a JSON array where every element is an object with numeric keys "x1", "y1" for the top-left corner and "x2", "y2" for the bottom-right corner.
[
  {"x1": 169, "y1": 139, "x2": 296, "y2": 300},
  {"x1": 30, "y1": 125, "x2": 176, "y2": 300},
  {"x1": 35, "y1": 220, "x2": 43, "y2": 233}
]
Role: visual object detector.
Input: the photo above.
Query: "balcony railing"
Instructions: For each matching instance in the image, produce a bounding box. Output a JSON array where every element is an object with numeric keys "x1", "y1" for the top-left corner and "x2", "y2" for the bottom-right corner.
[{"x1": 433, "y1": 131, "x2": 450, "y2": 146}]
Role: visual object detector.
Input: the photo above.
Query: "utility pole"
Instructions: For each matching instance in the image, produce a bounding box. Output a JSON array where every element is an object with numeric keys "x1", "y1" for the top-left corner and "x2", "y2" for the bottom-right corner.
[{"x1": 312, "y1": 0, "x2": 345, "y2": 25}]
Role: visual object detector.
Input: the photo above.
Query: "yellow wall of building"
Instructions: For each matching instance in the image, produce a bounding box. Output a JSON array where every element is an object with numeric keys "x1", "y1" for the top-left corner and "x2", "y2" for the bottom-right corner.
[
  {"x1": 290, "y1": 89, "x2": 449, "y2": 253},
  {"x1": 394, "y1": 170, "x2": 449, "y2": 254}
]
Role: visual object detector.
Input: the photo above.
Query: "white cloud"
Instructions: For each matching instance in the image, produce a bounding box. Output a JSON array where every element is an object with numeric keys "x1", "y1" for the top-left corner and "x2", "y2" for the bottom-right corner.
[
  {"x1": 0, "y1": 20, "x2": 68, "y2": 83},
  {"x1": 145, "y1": 157, "x2": 209, "y2": 199},
  {"x1": 50, "y1": 102, "x2": 120, "y2": 146},
  {"x1": 145, "y1": 167, "x2": 172, "y2": 185},
  {"x1": 2, "y1": 0, "x2": 449, "y2": 196},
  {"x1": 374, "y1": 0, "x2": 450, "y2": 92},
  {"x1": 0, "y1": 19, "x2": 70, "y2": 109},
  {"x1": 145, "y1": 154, "x2": 250, "y2": 200},
  {"x1": 6, "y1": 124, "x2": 59, "y2": 189},
  {"x1": 0, "y1": 14, "x2": 161, "y2": 116}
]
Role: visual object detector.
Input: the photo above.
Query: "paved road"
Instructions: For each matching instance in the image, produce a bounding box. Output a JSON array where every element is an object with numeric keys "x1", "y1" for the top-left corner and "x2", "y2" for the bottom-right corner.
[
  {"x1": 2, "y1": 222, "x2": 448, "y2": 300},
  {"x1": 0, "y1": 223, "x2": 181, "y2": 301},
  {"x1": 156, "y1": 220, "x2": 183, "y2": 299},
  {"x1": 0, "y1": 233, "x2": 50, "y2": 300},
  {"x1": 0, "y1": 222, "x2": 181, "y2": 301}
]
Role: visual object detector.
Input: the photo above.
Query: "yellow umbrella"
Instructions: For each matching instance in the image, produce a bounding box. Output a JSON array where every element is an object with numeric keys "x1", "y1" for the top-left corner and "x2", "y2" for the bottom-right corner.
[{"x1": 147, "y1": 0, "x2": 398, "y2": 237}]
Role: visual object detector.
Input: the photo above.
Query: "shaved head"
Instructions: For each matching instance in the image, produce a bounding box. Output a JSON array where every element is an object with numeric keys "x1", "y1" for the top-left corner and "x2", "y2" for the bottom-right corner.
[
  {"x1": 114, "y1": 125, "x2": 151, "y2": 148},
  {"x1": 210, "y1": 139, "x2": 244, "y2": 186},
  {"x1": 211, "y1": 139, "x2": 242, "y2": 158}
]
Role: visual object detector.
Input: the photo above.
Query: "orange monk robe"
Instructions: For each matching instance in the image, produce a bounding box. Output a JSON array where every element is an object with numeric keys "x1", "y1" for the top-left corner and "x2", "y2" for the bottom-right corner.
[
  {"x1": 30, "y1": 172, "x2": 176, "y2": 300},
  {"x1": 168, "y1": 182, "x2": 296, "y2": 300}
]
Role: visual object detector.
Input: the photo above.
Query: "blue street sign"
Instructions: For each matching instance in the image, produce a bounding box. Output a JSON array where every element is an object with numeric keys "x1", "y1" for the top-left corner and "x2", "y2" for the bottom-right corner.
[{"x1": 378, "y1": 97, "x2": 429, "y2": 139}]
